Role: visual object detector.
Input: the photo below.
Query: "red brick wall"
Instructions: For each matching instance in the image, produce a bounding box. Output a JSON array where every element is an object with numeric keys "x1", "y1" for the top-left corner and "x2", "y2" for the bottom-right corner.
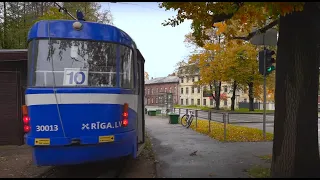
[{"x1": 144, "y1": 82, "x2": 179, "y2": 106}]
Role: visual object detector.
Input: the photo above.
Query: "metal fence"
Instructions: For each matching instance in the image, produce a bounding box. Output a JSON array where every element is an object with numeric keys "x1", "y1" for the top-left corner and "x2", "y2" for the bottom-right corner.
[
  {"x1": 173, "y1": 108, "x2": 274, "y2": 141},
  {"x1": 173, "y1": 108, "x2": 274, "y2": 124}
]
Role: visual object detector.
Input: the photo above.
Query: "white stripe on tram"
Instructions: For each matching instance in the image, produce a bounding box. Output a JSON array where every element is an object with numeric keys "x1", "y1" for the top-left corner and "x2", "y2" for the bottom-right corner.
[{"x1": 25, "y1": 93, "x2": 138, "y2": 112}]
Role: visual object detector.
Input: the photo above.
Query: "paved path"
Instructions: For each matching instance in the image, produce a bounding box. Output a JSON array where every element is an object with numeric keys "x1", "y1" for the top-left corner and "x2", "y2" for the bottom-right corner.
[{"x1": 146, "y1": 116, "x2": 272, "y2": 178}]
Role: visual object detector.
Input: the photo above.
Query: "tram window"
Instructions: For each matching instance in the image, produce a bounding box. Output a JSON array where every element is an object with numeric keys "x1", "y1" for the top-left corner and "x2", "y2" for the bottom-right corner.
[
  {"x1": 119, "y1": 45, "x2": 134, "y2": 89},
  {"x1": 30, "y1": 39, "x2": 119, "y2": 87}
]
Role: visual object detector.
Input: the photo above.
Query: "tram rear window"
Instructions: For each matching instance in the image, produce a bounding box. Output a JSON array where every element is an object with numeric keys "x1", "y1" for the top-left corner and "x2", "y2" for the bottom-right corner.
[{"x1": 28, "y1": 39, "x2": 134, "y2": 88}]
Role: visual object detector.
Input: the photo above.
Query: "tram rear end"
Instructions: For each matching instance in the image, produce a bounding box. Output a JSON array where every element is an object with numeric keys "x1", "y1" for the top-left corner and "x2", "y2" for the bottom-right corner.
[{"x1": 23, "y1": 20, "x2": 144, "y2": 166}]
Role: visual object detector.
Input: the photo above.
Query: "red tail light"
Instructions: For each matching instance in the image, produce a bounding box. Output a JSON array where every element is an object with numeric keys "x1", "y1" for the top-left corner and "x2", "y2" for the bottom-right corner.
[
  {"x1": 23, "y1": 116, "x2": 30, "y2": 124},
  {"x1": 24, "y1": 125, "x2": 30, "y2": 133},
  {"x1": 123, "y1": 119, "x2": 128, "y2": 126},
  {"x1": 122, "y1": 103, "x2": 129, "y2": 127},
  {"x1": 22, "y1": 105, "x2": 30, "y2": 133}
]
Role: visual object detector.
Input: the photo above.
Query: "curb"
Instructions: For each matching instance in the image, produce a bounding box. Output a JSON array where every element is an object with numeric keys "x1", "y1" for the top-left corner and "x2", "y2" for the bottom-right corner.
[
  {"x1": 146, "y1": 131, "x2": 162, "y2": 178},
  {"x1": 153, "y1": 151, "x2": 162, "y2": 178}
]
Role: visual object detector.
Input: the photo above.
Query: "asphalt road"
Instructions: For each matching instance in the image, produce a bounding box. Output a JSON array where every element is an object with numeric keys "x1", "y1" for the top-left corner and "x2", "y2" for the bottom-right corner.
[{"x1": 174, "y1": 109, "x2": 274, "y2": 124}]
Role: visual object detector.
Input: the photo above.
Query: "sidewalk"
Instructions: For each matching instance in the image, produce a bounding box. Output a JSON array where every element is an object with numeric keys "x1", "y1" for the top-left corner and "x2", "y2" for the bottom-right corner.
[
  {"x1": 0, "y1": 145, "x2": 51, "y2": 178},
  {"x1": 146, "y1": 116, "x2": 272, "y2": 178}
]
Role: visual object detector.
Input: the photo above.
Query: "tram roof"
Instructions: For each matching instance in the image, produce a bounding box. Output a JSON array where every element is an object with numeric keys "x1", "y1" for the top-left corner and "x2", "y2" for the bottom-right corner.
[{"x1": 27, "y1": 20, "x2": 137, "y2": 49}]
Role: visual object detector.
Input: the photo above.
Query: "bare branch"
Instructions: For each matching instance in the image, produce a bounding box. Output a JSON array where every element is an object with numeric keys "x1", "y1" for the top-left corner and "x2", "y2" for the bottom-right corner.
[{"x1": 232, "y1": 19, "x2": 279, "y2": 41}]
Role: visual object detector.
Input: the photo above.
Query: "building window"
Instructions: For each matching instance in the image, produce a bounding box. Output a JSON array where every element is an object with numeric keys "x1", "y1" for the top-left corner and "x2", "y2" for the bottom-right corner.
[
  {"x1": 156, "y1": 97, "x2": 158, "y2": 103},
  {"x1": 181, "y1": 78, "x2": 184, "y2": 83},
  {"x1": 148, "y1": 98, "x2": 150, "y2": 104},
  {"x1": 191, "y1": 99, "x2": 194, "y2": 105},
  {"x1": 181, "y1": 99, "x2": 183, "y2": 105},
  {"x1": 151, "y1": 98, "x2": 154, "y2": 104},
  {"x1": 210, "y1": 99, "x2": 213, "y2": 105},
  {"x1": 181, "y1": 88, "x2": 183, "y2": 94},
  {"x1": 192, "y1": 77, "x2": 195, "y2": 82},
  {"x1": 192, "y1": 87, "x2": 194, "y2": 93},
  {"x1": 156, "y1": 88, "x2": 159, "y2": 93},
  {"x1": 186, "y1": 77, "x2": 189, "y2": 82},
  {"x1": 151, "y1": 89, "x2": 154, "y2": 94},
  {"x1": 224, "y1": 100, "x2": 227, "y2": 106},
  {"x1": 203, "y1": 99, "x2": 206, "y2": 106},
  {"x1": 186, "y1": 99, "x2": 189, "y2": 105},
  {"x1": 197, "y1": 99, "x2": 200, "y2": 105},
  {"x1": 160, "y1": 87, "x2": 163, "y2": 92},
  {"x1": 186, "y1": 87, "x2": 189, "y2": 94},
  {"x1": 244, "y1": 98, "x2": 247, "y2": 102},
  {"x1": 169, "y1": 87, "x2": 172, "y2": 93},
  {"x1": 165, "y1": 88, "x2": 167, "y2": 92},
  {"x1": 148, "y1": 88, "x2": 150, "y2": 95},
  {"x1": 224, "y1": 86, "x2": 228, "y2": 93},
  {"x1": 197, "y1": 86, "x2": 200, "y2": 93}
]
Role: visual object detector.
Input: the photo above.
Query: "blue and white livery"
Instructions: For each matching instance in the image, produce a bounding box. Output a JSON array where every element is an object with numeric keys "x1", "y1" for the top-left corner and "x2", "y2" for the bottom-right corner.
[{"x1": 23, "y1": 19, "x2": 146, "y2": 166}]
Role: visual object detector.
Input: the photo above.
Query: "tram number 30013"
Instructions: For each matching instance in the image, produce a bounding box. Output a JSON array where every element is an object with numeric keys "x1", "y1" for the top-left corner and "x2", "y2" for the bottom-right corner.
[{"x1": 36, "y1": 125, "x2": 59, "y2": 132}]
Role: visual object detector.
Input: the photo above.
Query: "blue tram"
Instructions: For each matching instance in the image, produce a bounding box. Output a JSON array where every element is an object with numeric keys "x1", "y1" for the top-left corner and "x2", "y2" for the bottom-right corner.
[{"x1": 22, "y1": 19, "x2": 146, "y2": 166}]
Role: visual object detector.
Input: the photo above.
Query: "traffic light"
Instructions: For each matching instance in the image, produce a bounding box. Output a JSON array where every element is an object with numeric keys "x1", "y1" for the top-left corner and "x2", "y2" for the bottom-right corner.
[
  {"x1": 265, "y1": 49, "x2": 276, "y2": 75},
  {"x1": 258, "y1": 49, "x2": 276, "y2": 76},
  {"x1": 258, "y1": 50, "x2": 265, "y2": 75}
]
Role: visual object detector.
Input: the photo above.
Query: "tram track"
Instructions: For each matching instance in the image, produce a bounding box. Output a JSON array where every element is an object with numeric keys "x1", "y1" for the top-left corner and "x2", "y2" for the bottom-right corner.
[{"x1": 36, "y1": 156, "x2": 129, "y2": 178}]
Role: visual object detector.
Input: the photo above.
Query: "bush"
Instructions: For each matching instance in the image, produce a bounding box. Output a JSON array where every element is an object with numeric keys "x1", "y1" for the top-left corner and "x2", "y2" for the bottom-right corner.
[{"x1": 188, "y1": 119, "x2": 274, "y2": 142}]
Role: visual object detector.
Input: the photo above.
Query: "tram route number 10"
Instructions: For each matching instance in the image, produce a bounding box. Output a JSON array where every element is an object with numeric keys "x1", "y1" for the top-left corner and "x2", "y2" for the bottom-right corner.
[{"x1": 63, "y1": 68, "x2": 88, "y2": 86}]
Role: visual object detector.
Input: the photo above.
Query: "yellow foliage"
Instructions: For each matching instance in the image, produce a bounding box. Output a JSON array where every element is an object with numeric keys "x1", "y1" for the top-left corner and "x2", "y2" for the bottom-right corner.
[
  {"x1": 160, "y1": 2, "x2": 305, "y2": 46},
  {"x1": 188, "y1": 119, "x2": 273, "y2": 142},
  {"x1": 213, "y1": 22, "x2": 227, "y2": 35}
]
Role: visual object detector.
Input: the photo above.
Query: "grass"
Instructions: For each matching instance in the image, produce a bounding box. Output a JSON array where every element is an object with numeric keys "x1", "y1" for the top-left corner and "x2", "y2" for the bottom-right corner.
[
  {"x1": 142, "y1": 132, "x2": 155, "y2": 160},
  {"x1": 174, "y1": 105, "x2": 274, "y2": 114},
  {"x1": 245, "y1": 154, "x2": 272, "y2": 178},
  {"x1": 247, "y1": 165, "x2": 271, "y2": 178},
  {"x1": 187, "y1": 119, "x2": 274, "y2": 142},
  {"x1": 174, "y1": 105, "x2": 212, "y2": 111},
  {"x1": 259, "y1": 154, "x2": 272, "y2": 163}
]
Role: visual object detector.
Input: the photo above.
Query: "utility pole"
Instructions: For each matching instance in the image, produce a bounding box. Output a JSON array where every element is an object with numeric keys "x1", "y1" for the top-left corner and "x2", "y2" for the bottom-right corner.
[{"x1": 263, "y1": 45, "x2": 267, "y2": 140}]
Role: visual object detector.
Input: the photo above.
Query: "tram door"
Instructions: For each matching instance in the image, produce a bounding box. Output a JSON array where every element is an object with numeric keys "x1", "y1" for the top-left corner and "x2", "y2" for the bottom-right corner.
[{"x1": 136, "y1": 49, "x2": 145, "y2": 144}]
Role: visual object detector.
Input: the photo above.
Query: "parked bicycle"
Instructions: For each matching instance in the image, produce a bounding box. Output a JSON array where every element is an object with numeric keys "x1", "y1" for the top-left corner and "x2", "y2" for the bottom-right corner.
[{"x1": 181, "y1": 110, "x2": 195, "y2": 128}]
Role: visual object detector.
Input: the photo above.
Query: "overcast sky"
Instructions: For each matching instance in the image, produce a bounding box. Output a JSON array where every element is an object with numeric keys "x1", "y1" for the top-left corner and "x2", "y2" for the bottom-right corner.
[{"x1": 100, "y1": 2, "x2": 192, "y2": 78}]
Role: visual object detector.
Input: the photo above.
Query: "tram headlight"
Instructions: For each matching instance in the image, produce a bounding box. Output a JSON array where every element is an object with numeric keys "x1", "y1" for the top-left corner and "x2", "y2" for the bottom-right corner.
[{"x1": 73, "y1": 21, "x2": 83, "y2": 31}]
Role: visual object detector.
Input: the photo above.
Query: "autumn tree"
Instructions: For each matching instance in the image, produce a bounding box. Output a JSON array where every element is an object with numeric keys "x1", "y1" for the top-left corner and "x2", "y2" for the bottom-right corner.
[
  {"x1": 219, "y1": 40, "x2": 264, "y2": 111},
  {"x1": 160, "y1": 2, "x2": 320, "y2": 177},
  {"x1": 0, "y1": 2, "x2": 113, "y2": 49},
  {"x1": 184, "y1": 24, "x2": 272, "y2": 111}
]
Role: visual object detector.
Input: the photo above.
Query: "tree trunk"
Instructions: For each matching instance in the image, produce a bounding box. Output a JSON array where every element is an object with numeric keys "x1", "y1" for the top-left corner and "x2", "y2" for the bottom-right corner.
[
  {"x1": 248, "y1": 82, "x2": 254, "y2": 111},
  {"x1": 215, "y1": 81, "x2": 221, "y2": 110},
  {"x1": 271, "y1": 2, "x2": 320, "y2": 178},
  {"x1": 231, "y1": 81, "x2": 237, "y2": 111},
  {"x1": 3, "y1": 2, "x2": 7, "y2": 48},
  {"x1": 23, "y1": 2, "x2": 26, "y2": 48}
]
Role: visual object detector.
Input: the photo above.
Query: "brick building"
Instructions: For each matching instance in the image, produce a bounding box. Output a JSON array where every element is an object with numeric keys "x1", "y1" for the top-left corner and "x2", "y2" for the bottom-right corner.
[{"x1": 144, "y1": 76, "x2": 179, "y2": 106}]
